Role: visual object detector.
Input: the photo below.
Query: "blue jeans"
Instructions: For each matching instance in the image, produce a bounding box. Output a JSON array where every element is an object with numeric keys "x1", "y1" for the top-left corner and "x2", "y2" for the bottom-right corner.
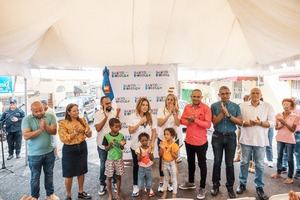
[
  {"x1": 265, "y1": 128, "x2": 274, "y2": 162},
  {"x1": 295, "y1": 133, "x2": 300, "y2": 171},
  {"x1": 239, "y1": 144, "x2": 265, "y2": 188},
  {"x1": 138, "y1": 166, "x2": 152, "y2": 189},
  {"x1": 211, "y1": 131, "x2": 236, "y2": 188},
  {"x1": 277, "y1": 141, "x2": 294, "y2": 178},
  {"x1": 97, "y1": 147, "x2": 116, "y2": 186},
  {"x1": 282, "y1": 132, "x2": 300, "y2": 171},
  {"x1": 28, "y1": 151, "x2": 55, "y2": 198}
]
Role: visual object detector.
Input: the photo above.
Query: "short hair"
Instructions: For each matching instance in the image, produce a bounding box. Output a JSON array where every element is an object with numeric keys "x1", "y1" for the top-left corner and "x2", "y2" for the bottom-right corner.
[
  {"x1": 164, "y1": 127, "x2": 177, "y2": 138},
  {"x1": 282, "y1": 98, "x2": 295, "y2": 109},
  {"x1": 192, "y1": 89, "x2": 201, "y2": 93},
  {"x1": 109, "y1": 118, "x2": 121, "y2": 127},
  {"x1": 138, "y1": 132, "x2": 149, "y2": 141},
  {"x1": 100, "y1": 96, "x2": 110, "y2": 103},
  {"x1": 41, "y1": 100, "x2": 48, "y2": 105},
  {"x1": 219, "y1": 86, "x2": 230, "y2": 93}
]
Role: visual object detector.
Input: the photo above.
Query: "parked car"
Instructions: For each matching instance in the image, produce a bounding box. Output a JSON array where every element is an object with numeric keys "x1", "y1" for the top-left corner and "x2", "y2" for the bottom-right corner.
[{"x1": 55, "y1": 96, "x2": 96, "y2": 123}]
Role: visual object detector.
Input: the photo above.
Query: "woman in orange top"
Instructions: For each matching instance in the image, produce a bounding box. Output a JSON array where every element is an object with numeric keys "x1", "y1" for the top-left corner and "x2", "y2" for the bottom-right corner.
[{"x1": 58, "y1": 103, "x2": 92, "y2": 200}]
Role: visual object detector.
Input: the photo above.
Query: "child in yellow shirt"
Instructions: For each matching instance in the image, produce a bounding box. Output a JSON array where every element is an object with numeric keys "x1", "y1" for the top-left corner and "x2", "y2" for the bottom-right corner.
[{"x1": 159, "y1": 128, "x2": 179, "y2": 199}]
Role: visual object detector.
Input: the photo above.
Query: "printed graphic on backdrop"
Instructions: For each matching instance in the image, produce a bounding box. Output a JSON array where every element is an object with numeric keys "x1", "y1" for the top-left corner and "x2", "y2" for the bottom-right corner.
[
  {"x1": 109, "y1": 65, "x2": 178, "y2": 159},
  {"x1": 0, "y1": 76, "x2": 13, "y2": 93}
]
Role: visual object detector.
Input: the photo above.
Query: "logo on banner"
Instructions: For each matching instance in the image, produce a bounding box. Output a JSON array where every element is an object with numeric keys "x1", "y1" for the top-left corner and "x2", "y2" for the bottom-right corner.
[
  {"x1": 112, "y1": 71, "x2": 129, "y2": 78},
  {"x1": 151, "y1": 108, "x2": 158, "y2": 115},
  {"x1": 156, "y1": 70, "x2": 170, "y2": 77},
  {"x1": 124, "y1": 134, "x2": 131, "y2": 141},
  {"x1": 115, "y1": 97, "x2": 130, "y2": 103},
  {"x1": 121, "y1": 122, "x2": 129, "y2": 129},
  {"x1": 134, "y1": 71, "x2": 151, "y2": 77},
  {"x1": 135, "y1": 97, "x2": 152, "y2": 103},
  {"x1": 124, "y1": 109, "x2": 136, "y2": 116},
  {"x1": 123, "y1": 84, "x2": 141, "y2": 90},
  {"x1": 145, "y1": 83, "x2": 163, "y2": 90},
  {"x1": 156, "y1": 96, "x2": 166, "y2": 102}
]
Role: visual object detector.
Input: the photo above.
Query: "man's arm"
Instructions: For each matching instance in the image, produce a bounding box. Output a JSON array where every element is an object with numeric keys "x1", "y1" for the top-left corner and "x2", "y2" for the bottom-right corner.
[
  {"x1": 94, "y1": 112, "x2": 108, "y2": 132},
  {"x1": 23, "y1": 128, "x2": 43, "y2": 140},
  {"x1": 194, "y1": 106, "x2": 212, "y2": 129}
]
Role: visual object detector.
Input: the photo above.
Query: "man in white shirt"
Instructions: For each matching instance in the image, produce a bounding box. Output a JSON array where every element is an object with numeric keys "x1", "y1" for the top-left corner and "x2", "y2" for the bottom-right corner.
[
  {"x1": 94, "y1": 96, "x2": 120, "y2": 196},
  {"x1": 237, "y1": 88, "x2": 275, "y2": 200}
]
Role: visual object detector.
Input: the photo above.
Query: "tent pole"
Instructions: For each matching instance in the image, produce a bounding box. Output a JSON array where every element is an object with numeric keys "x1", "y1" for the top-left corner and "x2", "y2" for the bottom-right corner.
[{"x1": 24, "y1": 77, "x2": 28, "y2": 166}]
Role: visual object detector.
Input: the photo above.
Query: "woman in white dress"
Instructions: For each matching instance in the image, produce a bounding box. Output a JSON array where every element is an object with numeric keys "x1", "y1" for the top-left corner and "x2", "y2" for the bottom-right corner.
[{"x1": 128, "y1": 97, "x2": 157, "y2": 197}]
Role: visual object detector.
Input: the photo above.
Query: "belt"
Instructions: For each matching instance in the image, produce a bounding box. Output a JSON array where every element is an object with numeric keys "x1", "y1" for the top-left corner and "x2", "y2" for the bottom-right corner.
[{"x1": 214, "y1": 130, "x2": 235, "y2": 136}]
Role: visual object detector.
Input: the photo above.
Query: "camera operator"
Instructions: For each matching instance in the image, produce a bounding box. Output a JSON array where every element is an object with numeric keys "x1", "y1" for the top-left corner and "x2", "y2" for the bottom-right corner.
[{"x1": 0, "y1": 99, "x2": 25, "y2": 160}]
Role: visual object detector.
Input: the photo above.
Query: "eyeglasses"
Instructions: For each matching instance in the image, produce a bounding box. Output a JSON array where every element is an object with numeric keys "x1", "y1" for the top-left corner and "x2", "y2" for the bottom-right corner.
[{"x1": 192, "y1": 96, "x2": 201, "y2": 98}]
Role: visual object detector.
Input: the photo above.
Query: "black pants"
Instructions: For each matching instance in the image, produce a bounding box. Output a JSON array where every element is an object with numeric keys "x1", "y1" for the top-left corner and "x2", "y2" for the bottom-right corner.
[
  {"x1": 185, "y1": 142, "x2": 208, "y2": 188},
  {"x1": 131, "y1": 148, "x2": 139, "y2": 185},
  {"x1": 211, "y1": 131, "x2": 236, "y2": 188},
  {"x1": 7, "y1": 131, "x2": 22, "y2": 156}
]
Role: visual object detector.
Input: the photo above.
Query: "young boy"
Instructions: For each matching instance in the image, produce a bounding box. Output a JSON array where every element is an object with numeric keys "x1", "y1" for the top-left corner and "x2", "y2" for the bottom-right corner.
[
  {"x1": 136, "y1": 132, "x2": 154, "y2": 200},
  {"x1": 103, "y1": 118, "x2": 126, "y2": 200}
]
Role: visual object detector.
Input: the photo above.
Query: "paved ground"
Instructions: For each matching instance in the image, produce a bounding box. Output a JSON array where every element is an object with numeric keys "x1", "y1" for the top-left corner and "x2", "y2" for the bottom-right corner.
[{"x1": 0, "y1": 128, "x2": 300, "y2": 200}]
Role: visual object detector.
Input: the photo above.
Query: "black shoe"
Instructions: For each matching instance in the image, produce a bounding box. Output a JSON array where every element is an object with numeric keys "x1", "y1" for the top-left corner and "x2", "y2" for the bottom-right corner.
[
  {"x1": 294, "y1": 171, "x2": 300, "y2": 179},
  {"x1": 16, "y1": 154, "x2": 20, "y2": 159},
  {"x1": 7, "y1": 155, "x2": 13, "y2": 160},
  {"x1": 256, "y1": 187, "x2": 268, "y2": 200},
  {"x1": 227, "y1": 188, "x2": 236, "y2": 199},
  {"x1": 281, "y1": 167, "x2": 287, "y2": 174},
  {"x1": 78, "y1": 192, "x2": 92, "y2": 199},
  {"x1": 236, "y1": 184, "x2": 246, "y2": 194},
  {"x1": 65, "y1": 197, "x2": 72, "y2": 200},
  {"x1": 210, "y1": 187, "x2": 219, "y2": 196}
]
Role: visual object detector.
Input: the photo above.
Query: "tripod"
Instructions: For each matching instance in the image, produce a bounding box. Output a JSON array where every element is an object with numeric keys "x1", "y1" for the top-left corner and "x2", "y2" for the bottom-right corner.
[{"x1": 0, "y1": 123, "x2": 14, "y2": 173}]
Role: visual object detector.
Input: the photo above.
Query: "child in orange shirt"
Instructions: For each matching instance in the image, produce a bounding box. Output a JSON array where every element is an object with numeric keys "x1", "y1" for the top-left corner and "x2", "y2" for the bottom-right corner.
[{"x1": 160, "y1": 128, "x2": 179, "y2": 199}]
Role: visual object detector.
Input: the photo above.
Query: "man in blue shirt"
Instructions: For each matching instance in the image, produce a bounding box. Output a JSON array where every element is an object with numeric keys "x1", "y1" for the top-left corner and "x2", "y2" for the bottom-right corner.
[
  {"x1": 22, "y1": 101, "x2": 59, "y2": 200},
  {"x1": 0, "y1": 99, "x2": 25, "y2": 160},
  {"x1": 210, "y1": 86, "x2": 242, "y2": 199}
]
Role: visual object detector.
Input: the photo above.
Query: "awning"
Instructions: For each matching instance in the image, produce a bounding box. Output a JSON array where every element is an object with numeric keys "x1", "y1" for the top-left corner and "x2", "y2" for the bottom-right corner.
[{"x1": 279, "y1": 75, "x2": 300, "y2": 81}]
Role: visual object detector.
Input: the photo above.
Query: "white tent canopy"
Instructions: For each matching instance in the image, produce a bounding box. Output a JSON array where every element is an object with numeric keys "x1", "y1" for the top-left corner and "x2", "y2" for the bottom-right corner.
[{"x1": 1, "y1": 0, "x2": 300, "y2": 75}]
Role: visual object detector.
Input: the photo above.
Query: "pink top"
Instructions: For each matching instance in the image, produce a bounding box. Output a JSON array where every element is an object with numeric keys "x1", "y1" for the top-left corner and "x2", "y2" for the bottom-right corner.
[
  {"x1": 276, "y1": 113, "x2": 299, "y2": 144},
  {"x1": 135, "y1": 146, "x2": 153, "y2": 168},
  {"x1": 180, "y1": 103, "x2": 212, "y2": 146},
  {"x1": 294, "y1": 109, "x2": 300, "y2": 132}
]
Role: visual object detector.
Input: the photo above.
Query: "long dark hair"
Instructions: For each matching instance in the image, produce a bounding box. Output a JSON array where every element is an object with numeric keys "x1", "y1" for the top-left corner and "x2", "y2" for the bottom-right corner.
[
  {"x1": 65, "y1": 103, "x2": 86, "y2": 128},
  {"x1": 136, "y1": 97, "x2": 152, "y2": 126}
]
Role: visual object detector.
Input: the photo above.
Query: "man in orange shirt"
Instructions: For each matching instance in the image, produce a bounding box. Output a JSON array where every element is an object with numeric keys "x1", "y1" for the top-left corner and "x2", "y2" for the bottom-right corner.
[{"x1": 179, "y1": 89, "x2": 212, "y2": 200}]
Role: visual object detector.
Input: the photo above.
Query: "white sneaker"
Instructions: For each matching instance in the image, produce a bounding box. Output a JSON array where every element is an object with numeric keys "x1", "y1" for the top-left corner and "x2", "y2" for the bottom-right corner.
[
  {"x1": 268, "y1": 161, "x2": 274, "y2": 168},
  {"x1": 132, "y1": 185, "x2": 139, "y2": 197},
  {"x1": 113, "y1": 183, "x2": 118, "y2": 193},
  {"x1": 197, "y1": 188, "x2": 206, "y2": 199},
  {"x1": 45, "y1": 194, "x2": 60, "y2": 200},
  {"x1": 158, "y1": 182, "x2": 164, "y2": 192},
  {"x1": 168, "y1": 183, "x2": 173, "y2": 192}
]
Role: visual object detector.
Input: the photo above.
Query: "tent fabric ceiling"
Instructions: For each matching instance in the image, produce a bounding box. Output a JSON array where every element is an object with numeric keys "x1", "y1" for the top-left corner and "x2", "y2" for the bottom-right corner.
[{"x1": 0, "y1": 0, "x2": 300, "y2": 75}]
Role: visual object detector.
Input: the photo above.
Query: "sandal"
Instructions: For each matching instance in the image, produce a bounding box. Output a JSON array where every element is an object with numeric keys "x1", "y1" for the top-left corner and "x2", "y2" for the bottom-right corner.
[{"x1": 283, "y1": 178, "x2": 294, "y2": 184}]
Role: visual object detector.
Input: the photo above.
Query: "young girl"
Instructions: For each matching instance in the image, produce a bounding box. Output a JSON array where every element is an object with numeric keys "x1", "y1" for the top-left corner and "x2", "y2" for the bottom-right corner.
[
  {"x1": 160, "y1": 128, "x2": 179, "y2": 199},
  {"x1": 136, "y1": 132, "x2": 154, "y2": 200}
]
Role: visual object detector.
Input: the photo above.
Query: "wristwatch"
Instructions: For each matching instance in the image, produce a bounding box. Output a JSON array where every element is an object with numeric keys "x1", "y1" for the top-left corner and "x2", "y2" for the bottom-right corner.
[{"x1": 227, "y1": 114, "x2": 232, "y2": 119}]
